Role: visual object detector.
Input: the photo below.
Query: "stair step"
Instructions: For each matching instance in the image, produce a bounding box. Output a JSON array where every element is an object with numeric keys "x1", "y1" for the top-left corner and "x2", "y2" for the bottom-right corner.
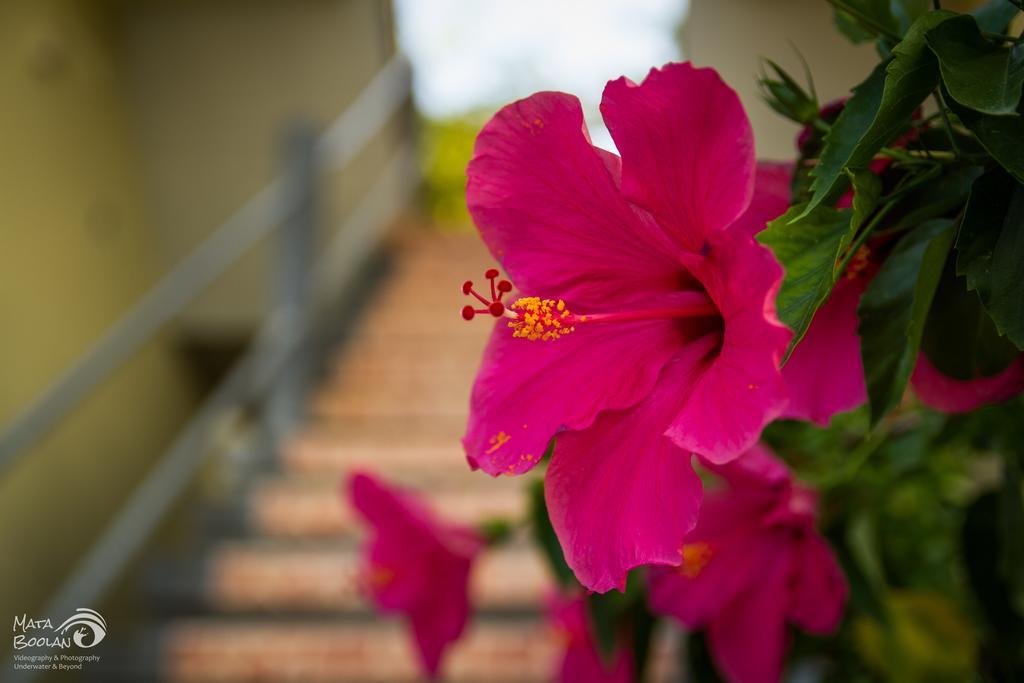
[
  {"x1": 158, "y1": 618, "x2": 554, "y2": 683},
  {"x1": 147, "y1": 542, "x2": 548, "y2": 615},
  {"x1": 279, "y1": 426, "x2": 481, "y2": 477},
  {"x1": 248, "y1": 476, "x2": 525, "y2": 538}
]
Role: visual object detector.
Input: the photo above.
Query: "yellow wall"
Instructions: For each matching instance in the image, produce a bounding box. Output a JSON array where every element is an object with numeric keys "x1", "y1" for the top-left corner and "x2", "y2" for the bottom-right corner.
[
  {"x1": 0, "y1": 0, "x2": 196, "y2": 627},
  {"x1": 120, "y1": 0, "x2": 402, "y2": 336},
  {"x1": 685, "y1": 0, "x2": 879, "y2": 160}
]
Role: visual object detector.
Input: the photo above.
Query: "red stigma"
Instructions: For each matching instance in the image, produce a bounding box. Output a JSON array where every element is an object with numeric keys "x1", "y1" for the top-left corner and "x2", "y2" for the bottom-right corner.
[{"x1": 461, "y1": 268, "x2": 511, "y2": 320}]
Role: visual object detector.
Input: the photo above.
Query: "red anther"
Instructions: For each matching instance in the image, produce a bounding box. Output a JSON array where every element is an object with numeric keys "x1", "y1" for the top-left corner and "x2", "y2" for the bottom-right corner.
[{"x1": 462, "y1": 268, "x2": 512, "y2": 320}]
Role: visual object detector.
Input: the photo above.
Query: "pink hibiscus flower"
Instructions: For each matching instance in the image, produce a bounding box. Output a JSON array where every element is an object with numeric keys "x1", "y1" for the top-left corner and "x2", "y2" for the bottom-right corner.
[
  {"x1": 462, "y1": 62, "x2": 791, "y2": 592},
  {"x1": 648, "y1": 445, "x2": 847, "y2": 683},
  {"x1": 548, "y1": 593, "x2": 634, "y2": 683},
  {"x1": 346, "y1": 471, "x2": 483, "y2": 678}
]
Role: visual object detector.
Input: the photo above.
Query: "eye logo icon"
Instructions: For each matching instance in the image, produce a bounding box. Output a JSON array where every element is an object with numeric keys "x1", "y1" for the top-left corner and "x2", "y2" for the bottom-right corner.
[{"x1": 53, "y1": 608, "x2": 106, "y2": 648}]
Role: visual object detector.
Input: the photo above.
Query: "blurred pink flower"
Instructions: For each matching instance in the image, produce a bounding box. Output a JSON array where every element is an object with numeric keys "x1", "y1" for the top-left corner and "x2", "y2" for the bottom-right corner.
[
  {"x1": 648, "y1": 445, "x2": 847, "y2": 683},
  {"x1": 911, "y1": 354, "x2": 1024, "y2": 413},
  {"x1": 549, "y1": 594, "x2": 633, "y2": 683},
  {"x1": 346, "y1": 471, "x2": 483, "y2": 678},
  {"x1": 463, "y1": 62, "x2": 791, "y2": 592},
  {"x1": 781, "y1": 269, "x2": 871, "y2": 425}
]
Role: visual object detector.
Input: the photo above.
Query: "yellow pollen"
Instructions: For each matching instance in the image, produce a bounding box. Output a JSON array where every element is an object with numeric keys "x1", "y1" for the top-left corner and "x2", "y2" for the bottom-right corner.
[
  {"x1": 679, "y1": 542, "x2": 714, "y2": 579},
  {"x1": 509, "y1": 297, "x2": 575, "y2": 341},
  {"x1": 845, "y1": 245, "x2": 872, "y2": 280},
  {"x1": 485, "y1": 431, "x2": 511, "y2": 454},
  {"x1": 368, "y1": 564, "x2": 395, "y2": 589}
]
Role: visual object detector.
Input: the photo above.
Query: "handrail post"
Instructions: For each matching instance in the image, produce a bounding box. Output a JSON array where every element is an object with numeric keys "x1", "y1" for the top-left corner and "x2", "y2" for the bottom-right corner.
[{"x1": 266, "y1": 121, "x2": 318, "y2": 447}]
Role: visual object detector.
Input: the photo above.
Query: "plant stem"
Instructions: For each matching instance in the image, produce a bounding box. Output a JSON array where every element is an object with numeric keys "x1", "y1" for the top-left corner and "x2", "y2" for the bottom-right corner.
[
  {"x1": 932, "y1": 91, "x2": 961, "y2": 158},
  {"x1": 982, "y1": 31, "x2": 1024, "y2": 44},
  {"x1": 835, "y1": 201, "x2": 897, "y2": 280}
]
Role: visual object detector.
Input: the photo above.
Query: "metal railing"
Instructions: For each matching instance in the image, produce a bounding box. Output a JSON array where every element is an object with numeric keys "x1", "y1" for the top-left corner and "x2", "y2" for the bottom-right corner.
[{"x1": 2, "y1": 52, "x2": 415, "y2": 683}]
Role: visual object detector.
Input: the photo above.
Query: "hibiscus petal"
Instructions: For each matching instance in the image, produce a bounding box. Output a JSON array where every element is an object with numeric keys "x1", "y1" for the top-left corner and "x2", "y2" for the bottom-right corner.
[
  {"x1": 601, "y1": 62, "x2": 755, "y2": 249},
  {"x1": 730, "y1": 162, "x2": 794, "y2": 238},
  {"x1": 464, "y1": 317, "x2": 686, "y2": 476},
  {"x1": 707, "y1": 545, "x2": 792, "y2": 683},
  {"x1": 699, "y1": 442, "x2": 792, "y2": 492},
  {"x1": 408, "y1": 555, "x2": 474, "y2": 677},
  {"x1": 668, "y1": 233, "x2": 790, "y2": 463},
  {"x1": 911, "y1": 354, "x2": 1024, "y2": 413},
  {"x1": 544, "y1": 336, "x2": 718, "y2": 593},
  {"x1": 550, "y1": 595, "x2": 635, "y2": 683},
  {"x1": 782, "y1": 276, "x2": 868, "y2": 425},
  {"x1": 787, "y1": 534, "x2": 848, "y2": 634},
  {"x1": 467, "y1": 91, "x2": 681, "y2": 307}
]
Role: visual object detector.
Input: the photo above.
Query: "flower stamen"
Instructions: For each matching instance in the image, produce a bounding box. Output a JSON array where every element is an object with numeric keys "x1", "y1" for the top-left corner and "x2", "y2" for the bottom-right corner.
[
  {"x1": 679, "y1": 542, "x2": 714, "y2": 579},
  {"x1": 461, "y1": 268, "x2": 513, "y2": 320}
]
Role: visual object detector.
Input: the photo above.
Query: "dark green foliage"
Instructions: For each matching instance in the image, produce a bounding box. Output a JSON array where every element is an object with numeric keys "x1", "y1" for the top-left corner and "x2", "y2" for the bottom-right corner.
[
  {"x1": 956, "y1": 168, "x2": 1024, "y2": 349},
  {"x1": 858, "y1": 219, "x2": 955, "y2": 425},
  {"x1": 927, "y1": 14, "x2": 1024, "y2": 116}
]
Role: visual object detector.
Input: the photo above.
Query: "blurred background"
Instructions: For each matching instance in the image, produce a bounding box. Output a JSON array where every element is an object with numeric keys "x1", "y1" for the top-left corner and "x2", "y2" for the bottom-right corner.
[{"x1": 0, "y1": 1, "x2": 887, "y2": 681}]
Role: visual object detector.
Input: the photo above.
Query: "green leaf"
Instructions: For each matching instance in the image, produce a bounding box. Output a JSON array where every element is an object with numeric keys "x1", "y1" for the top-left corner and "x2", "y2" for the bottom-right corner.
[
  {"x1": 806, "y1": 63, "x2": 887, "y2": 214},
  {"x1": 858, "y1": 219, "x2": 955, "y2": 424},
  {"x1": 758, "y1": 59, "x2": 819, "y2": 124},
  {"x1": 882, "y1": 164, "x2": 982, "y2": 234},
  {"x1": 585, "y1": 571, "x2": 652, "y2": 668},
  {"x1": 947, "y1": 96, "x2": 1024, "y2": 183},
  {"x1": 806, "y1": 11, "x2": 955, "y2": 215},
  {"x1": 586, "y1": 590, "x2": 619, "y2": 662},
  {"x1": 757, "y1": 203, "x2": 854, "y2": 357},
  {"x1": 528, "y1": 470, "x2": 575, "y2": 588},
  {"x1": 848, "y1": 168, "x2": 883, "y2": 231},
  {"x1": 971, "y1": 0, "x2": 1022, "y2": 33},
  {"x1": 956, "y1": 168, "x2": 1024, "y2": 349},
  {"x1": 927, "y1": 14, "x2": 1024, "y2": 116},
  {"x1": 847, "y1": 511, "x2": 888, "y2": 593},
  {"x1": 921, "y1": 257, "x2": 1021, "y2": 380}
]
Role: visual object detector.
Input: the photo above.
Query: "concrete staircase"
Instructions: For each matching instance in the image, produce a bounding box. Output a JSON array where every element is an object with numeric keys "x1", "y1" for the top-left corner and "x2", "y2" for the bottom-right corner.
[{"x1": 122, "y1": 233, "x2": 563, "y2": 682}]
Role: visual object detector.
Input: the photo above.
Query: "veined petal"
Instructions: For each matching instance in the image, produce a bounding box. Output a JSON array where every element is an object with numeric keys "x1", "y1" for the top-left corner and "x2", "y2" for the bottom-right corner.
[
  {"x1": 730, "y1": 162, "x2": 794, "y2": 238},
  {"x1": 467, "y1": 91, "x2": 681, "y2": 308},
  {"x1": 464, "y1": 317, "x2": 686, "y2": 476},
  {"x1": 544, "y1": 336, "x2": 719, "y2": 592},
  {"x1": 668, "y1": 232, "x2": 790, "y2": 463},
  {"x1": 782, "y1": 276, "x2": 868, "y2": 425},
  {"x1": 911, "y1": 354, "x2": 1024, "y2": 413},
  {"x1": 601, "y1": 63, "x2": 755, "y2": 249}
]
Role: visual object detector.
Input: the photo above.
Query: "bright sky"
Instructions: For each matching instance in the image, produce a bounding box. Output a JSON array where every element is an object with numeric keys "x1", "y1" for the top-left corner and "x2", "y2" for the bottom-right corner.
[{"x1": 394, "y1": 0, "x2": 689, "y2": 149}]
